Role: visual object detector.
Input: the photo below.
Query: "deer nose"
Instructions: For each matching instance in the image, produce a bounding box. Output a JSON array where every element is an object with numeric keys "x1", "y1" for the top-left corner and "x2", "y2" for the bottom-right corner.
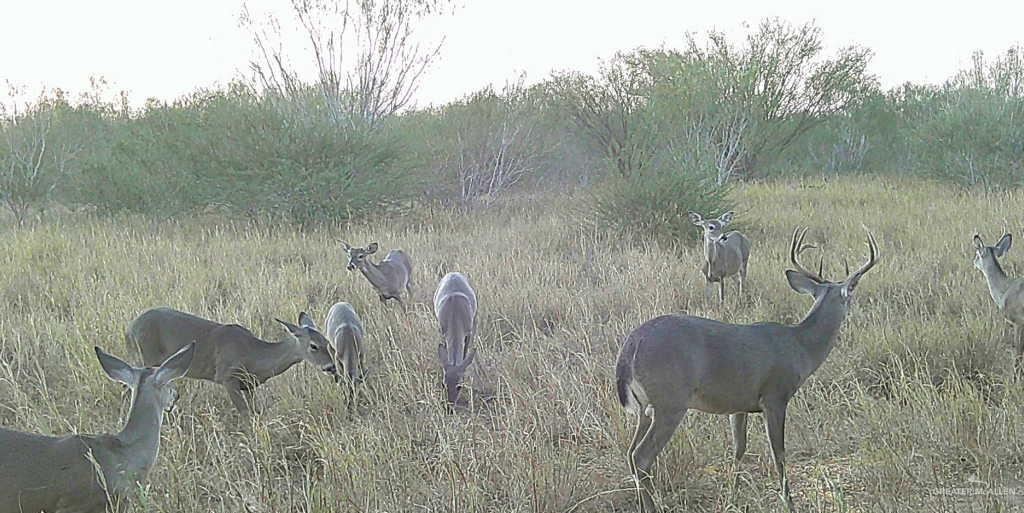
[
  {"x1": 346, "y1": 264, "x2": 356, "y2": 271},
  {"x1": 324, "y1": 363, "x2": 338, "y2": 375}
]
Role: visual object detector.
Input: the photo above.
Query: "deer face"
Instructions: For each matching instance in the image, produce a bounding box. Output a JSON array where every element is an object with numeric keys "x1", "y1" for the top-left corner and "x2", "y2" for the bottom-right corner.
[
  {"x1": 689, "y1": 211, "x2": 735, "y2": 241},
  {"x1": 437, "y1": 344, "x2": 475, "y2": 405},
  {"x1": 277, "y1": 315, "x2": 339, "y2": 377},
  {"x1": 341, "y1": 242, "x2": 379, "y2": 271}
]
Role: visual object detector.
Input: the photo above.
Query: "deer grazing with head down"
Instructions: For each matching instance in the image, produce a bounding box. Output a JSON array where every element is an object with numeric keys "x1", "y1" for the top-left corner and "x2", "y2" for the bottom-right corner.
[
  {"x1": 341, "y1": 241, "x2": 414, "y2": 308},
  {"x1": 615, "y1": 227, "x2": 878, "y2": 512},
  {"x1": 126, "y1": 307, "x2": 338, "y2": 418},
  {"x1": 434, "y1": 272, "x2": 477, "y2": 405},
  {"x1": 0, "y1": 343, "x2": 195, "y2": 513},
  {"x1": 972, "y1": 232, "x2": 1024, "y2": 376},
  {"x1": 688, "y1": 211, "x2": 751, "y2": 303},
  {"x1": 300, "y1": 302, "x2": 366, "y2": 405}
]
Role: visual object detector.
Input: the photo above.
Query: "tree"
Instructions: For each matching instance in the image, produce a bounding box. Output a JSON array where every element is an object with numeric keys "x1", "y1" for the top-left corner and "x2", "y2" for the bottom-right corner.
[
  {"x1": 0, "y1": 89, "x2": 82, "y2": 224},
  {"x1": 242, "y1": 0, "x2": 450, "y2": 126}
]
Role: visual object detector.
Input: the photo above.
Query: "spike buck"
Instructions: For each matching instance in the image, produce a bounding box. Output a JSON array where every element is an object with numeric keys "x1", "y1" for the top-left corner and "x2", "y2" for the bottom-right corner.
[
  {"x1": 126, "y1": 307, "x2": 338, "y2": 418},
  {"x1": 972, "y1": 233, "x2": 1024, "y2": 376},
  {"x1": 340, "y1": 241, "x2": 414, "y2": 308},
  {"x1": 0, "y1": 344, "x2": 195, "y2": 513},
  {"x1": 615, "y1": 227, "x2": 879, "y2": 512},
  {"x1": 434, "y1": 272, "x2": 478, "y2": 405},
  {"x1": 688, "y1": 211, "x2": 751, "y2": 303}
]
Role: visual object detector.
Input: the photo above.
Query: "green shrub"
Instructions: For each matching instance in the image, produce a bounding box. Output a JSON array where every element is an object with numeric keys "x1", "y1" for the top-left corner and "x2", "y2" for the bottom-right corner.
[{"x1": 586, "y1": 163, "x2": 731, "y2": 243}]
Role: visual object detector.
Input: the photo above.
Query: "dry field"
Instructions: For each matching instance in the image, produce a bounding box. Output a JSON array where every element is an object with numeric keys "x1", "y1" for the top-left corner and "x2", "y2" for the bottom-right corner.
[{"x1": 1, "y1": 177, "x2": 1023, "y2": 512}]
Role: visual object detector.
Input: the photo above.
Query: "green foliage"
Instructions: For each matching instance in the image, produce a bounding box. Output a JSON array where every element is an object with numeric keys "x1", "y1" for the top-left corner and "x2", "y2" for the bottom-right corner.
[
  {"x1": 69, "y1": 85, "x2": 415, "y2": 223},
  {"x1": 587, "y1": 162, "x2": 731, "y2": 243}
]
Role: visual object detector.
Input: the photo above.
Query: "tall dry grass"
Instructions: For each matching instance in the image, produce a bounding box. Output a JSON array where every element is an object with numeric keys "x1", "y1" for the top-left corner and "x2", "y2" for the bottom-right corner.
[{"x1": 1, "y1": 177, "x2": 1023, "y2": 512}]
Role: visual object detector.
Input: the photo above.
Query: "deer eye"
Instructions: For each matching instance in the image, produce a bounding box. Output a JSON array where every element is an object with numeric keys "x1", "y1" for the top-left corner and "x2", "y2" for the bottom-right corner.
[{"x1": 310, "y1": 344, "x2": 320, "y2": 352}]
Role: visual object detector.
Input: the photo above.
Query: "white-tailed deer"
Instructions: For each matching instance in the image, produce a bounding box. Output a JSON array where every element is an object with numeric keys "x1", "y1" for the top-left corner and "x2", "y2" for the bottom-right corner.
[
  {"x1": 972, "y1": 233, "x2": 1024, "y2": 375},
  {"x1": 126, "y1": 307, "x2": 338, "y2": 417},
  {"x1": 434, "y1": 272, "x2": 477, "y2": 405},
  {"x1": 301, "y1": 302, "x2": 365, "y2": 386},
  {"x1": 688, "y1": 211, "x2": 751, "y2": 303},
  {"x1": 341, "y1": 241, "x2": 414, "y2": 307},
  {"x1": 615, "y1": 227, "x2": 878, "y2": 512},
  {"x1": 0, "y1": 343, "x2": 194, "y2": 513}
]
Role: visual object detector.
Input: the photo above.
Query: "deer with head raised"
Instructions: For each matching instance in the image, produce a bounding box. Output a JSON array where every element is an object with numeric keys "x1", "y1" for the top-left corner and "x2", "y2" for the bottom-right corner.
[
  {"x1": 434, "y1": 272, "x2": 477, "y2": 405},
  {"x1": 127, "y1": 307, "x2": 338, "y2": 418},
  {"x1": 972, "y1": 232, "x2": 1024, "y2": 375},
  {"x1": 341, "y1": 241, "x2": 414, "y2": 308},
  {"x1": 615, "y1": 226, "x2": 878, "y2": 512},
  {"x1": 0, "y1": 343, "x2": 194, "y2": 513},
  {"x1": 688, "y1": 211, "x2": 751, "y2": 303}
]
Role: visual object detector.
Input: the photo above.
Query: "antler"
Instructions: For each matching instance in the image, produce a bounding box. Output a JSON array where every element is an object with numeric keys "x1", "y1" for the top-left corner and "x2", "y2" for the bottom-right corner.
[
  {"x1": 846, "y1": 227, "x2": 879, "y2": 286},
  {"x1": 790, "y1": 227, "x2": 826, "y2": 282}
]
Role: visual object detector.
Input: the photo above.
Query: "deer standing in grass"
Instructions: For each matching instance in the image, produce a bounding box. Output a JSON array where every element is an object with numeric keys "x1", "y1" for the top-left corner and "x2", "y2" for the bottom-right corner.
[
  {"x1": 689, "y1": 211, "x2": 751, "y2": 303},
  {"x1": 615, "y1": 227, "x2": 878, "y2": 512},
  {"x1": 341, "y1": 242, "x2": 414, "y2": 308},
  {"x1": 972, "y1": 233, "x2": 1024, "y2": 376},
  {"x1": 434, "y1": 272, "x2": 477, "y2": 405},
  {"x1": 127, "y1": 307, "x2": 338, "y2": 417},
  {"x1": 301, "y1": 302, "x2": 366, "y2": 405},
  {"x1": 0, "y1": 343, "x2": 194, "y2": 513}
]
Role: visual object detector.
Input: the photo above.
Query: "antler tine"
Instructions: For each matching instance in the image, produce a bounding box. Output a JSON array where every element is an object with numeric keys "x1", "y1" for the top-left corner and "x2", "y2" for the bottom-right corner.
[
  {"x1": 844, "y1": 258, "x2": 851, "y2": 276},
  {"x1": 848, "y1": 227, "x2": 879, "y2": 281},
  {"x1": 790, "y1": 227, "x2": 825, "y2": 282}
]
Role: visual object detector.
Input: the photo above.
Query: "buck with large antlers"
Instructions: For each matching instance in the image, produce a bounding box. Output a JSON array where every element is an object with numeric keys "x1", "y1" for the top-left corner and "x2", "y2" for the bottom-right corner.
[
  {"x1": 688, "y1": 211, "x2": 751, "y2": 303},
  {"x1": 615, "y1": 227, "x2": 879, "y2": 512},
  {"x1": 972, "y1": 233, "x2": 1024, "y2": 375},
  {"x1": 0, "y1": 344, "x2": 195, "y2": 513},
  {"x1": 127, "y1": 307, "x2": 339, "y2": 417},
  {"x1": 434, "y1": 272, "x2": 478, "y2": 405},
  {"x1": 341, "y1": 241, "x2": 414, "y2": 308}
]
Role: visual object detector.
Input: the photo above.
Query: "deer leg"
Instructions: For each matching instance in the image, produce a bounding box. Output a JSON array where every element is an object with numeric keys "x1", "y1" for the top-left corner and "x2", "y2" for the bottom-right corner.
[
  {"x1": 719, "y1": 280, "x2": 725, "y2": 304},
  {"x1": 626, "y1": 410, "x2": 653, "y2": 477},
  {"x1": 730, "y1": 413, "x2": 748, "y2": 462},
  {"x1": 630, "y1": 407, "x2": 686, "y2": 513},
  {"x1": 1014, "y1": 325, "x2": 1024, "y2": 379},
  {"x1": 225, "y1": 379, "x2": 255, "y2": 418},
  {"x1": 763, "y1": 401, "x2": 793, "y2": 511}
]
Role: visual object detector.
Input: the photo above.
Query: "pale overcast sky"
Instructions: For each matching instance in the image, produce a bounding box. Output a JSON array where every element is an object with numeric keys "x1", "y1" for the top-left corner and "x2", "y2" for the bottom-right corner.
[{"x1": 1, "y1": 0, "x2": 1021, "y2": 107}]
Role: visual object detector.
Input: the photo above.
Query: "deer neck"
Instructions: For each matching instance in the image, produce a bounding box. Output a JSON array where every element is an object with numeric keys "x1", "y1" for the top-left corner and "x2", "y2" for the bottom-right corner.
[
  {"x1": 703, "y1": 237, "x2": 720, "y2": 271},
  {"x1": 793, "y1": 294, "x2": 847, "y2": 376},
  {"x1": 981, "y1": 259, "x2": 1011, "y2": 308},
  {"x1": 358, "y1": 259, "x2": 390, "y2": 291},
  {"x1": 110, "y1": 385, "x2": 165, "y2": 482},
  {"x1": 251, "y1": 337, "x2": 304, "y2": 380}
]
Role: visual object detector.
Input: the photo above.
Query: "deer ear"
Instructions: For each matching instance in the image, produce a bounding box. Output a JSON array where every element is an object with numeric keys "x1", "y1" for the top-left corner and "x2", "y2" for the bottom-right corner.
[
  {"x1": 298, "y1": 312, "x2": 316, "y2": 329},
  {"x1": 688, "y1": 212, "x2": 703, "y2": 226},
  {"x1": 785, "y1": 270, "x2": 819, "y2": 295},
  {"x1": 973, "y1": 234, "x2": 985, "y2": 250},
  {"x1": 96, "y1": 347, "x2": 138, "y2": 386},
  {"x1": 275, "y1": 318, "x2": 304, "y2": 338},
  {"x1": 996, "y1": 233, "x2": 1013, "y2": 256},
  {"x1": 718, "y1": 211, "x2": 734, "y2": 224},
  {"x1": 366, "y1": 243, "x2": 379, "y2": 254},
  {"x1": 154, "y1": 342, "x2": 195, "y2": 384}
]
